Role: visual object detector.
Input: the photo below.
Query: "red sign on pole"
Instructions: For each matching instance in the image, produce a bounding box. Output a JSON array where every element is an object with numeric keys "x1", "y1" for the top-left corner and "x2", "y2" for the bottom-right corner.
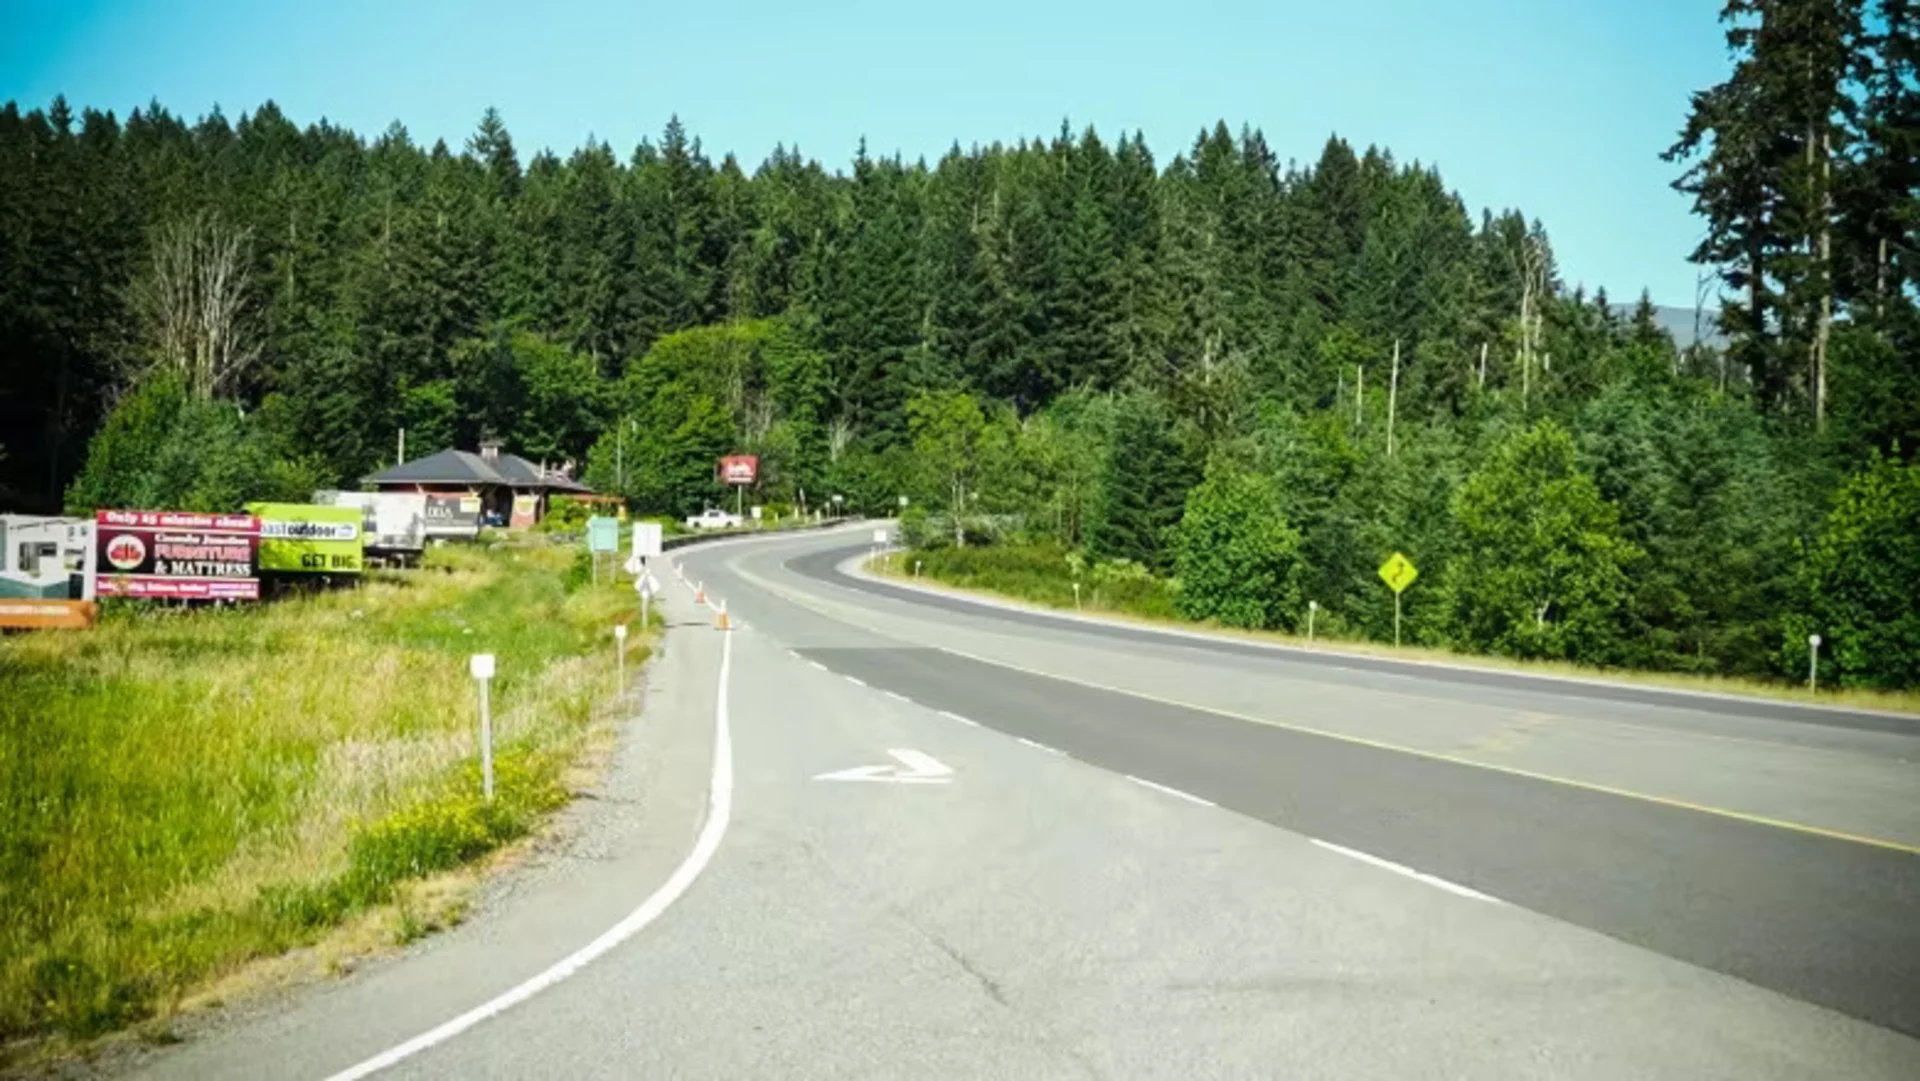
[
  {"x1": 717, "y1": 455, "x2": 759, "y2": 486},
  {"x1": 94, "y1": 510, "x2": 261, "y2": 600}
]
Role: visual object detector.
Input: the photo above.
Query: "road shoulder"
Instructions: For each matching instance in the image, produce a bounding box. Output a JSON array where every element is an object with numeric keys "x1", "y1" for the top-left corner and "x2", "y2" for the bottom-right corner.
[{"x1": 98, "y1": 579, "x2": 724, "y2": 1081}]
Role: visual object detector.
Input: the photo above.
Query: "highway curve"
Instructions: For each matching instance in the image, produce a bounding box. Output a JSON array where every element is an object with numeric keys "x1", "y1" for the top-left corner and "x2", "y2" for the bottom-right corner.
[{"x1": 127, "y1": 526, "x2": 1920, "y2": 1080}]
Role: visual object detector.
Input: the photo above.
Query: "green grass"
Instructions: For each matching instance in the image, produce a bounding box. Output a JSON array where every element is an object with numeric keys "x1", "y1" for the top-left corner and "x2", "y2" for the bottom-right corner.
[
  {"x1": 898, "y1": 543, "x2": 1181, "y2": 621},
  {"x1": 888, "y1": 542, "x2": 1920, "y2": 716},
  {"x1": 0, "y1": 540, "x2": 644, "y2": 1045}
]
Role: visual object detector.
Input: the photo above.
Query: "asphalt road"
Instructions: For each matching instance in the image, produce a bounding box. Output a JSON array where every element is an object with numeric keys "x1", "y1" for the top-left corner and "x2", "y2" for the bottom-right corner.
[{"x1": 126, "y1": 527, "x2": 1920, "y2": 1080}]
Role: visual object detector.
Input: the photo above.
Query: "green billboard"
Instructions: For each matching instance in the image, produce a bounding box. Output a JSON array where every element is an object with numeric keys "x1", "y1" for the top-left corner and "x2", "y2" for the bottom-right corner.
[{"x1": 247, "y1": 503, "x2": 364, "y2": 574}]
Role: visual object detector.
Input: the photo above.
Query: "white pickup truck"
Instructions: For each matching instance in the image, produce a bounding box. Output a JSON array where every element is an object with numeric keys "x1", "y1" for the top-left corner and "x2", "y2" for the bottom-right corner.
[{"x1": 684, "y1": 507, "x2": 744, "y2": 530}]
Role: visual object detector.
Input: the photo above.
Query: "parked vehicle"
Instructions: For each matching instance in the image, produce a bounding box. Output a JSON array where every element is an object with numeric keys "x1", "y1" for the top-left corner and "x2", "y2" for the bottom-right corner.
[{"x1": 684, "y1": 507, "x2": 744, "y2": 530}]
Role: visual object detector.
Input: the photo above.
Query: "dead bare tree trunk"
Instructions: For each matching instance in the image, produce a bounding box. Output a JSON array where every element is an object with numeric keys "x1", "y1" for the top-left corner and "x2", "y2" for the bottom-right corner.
[
  {"x1": 827, "y1": 417, "x2": 853, "y2": 463},
  {"x1": 1387, "y1": 339, "x2": 1399, "y2": 458},
  {"x1": 1813, "y1": 128, "x2": 1831, "y2": 429},
  {"x1": 133, "y1": 211, "x2": 260, "y2": 399}
]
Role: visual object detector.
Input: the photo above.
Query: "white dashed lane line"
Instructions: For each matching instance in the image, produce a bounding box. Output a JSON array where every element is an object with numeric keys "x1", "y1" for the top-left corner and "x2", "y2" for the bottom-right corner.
[{"x1": 1123, "y1": 774, "x2": 1216, "y2": 807}]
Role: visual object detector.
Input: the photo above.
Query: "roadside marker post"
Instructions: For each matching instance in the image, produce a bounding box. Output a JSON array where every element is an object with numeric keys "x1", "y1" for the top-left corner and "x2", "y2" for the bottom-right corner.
[
  {"x1": 1308, "y1": 600, "x2": 1318, "y2": 643},
  {"x1": 1809, "y1": 633, "x2": 1821, "y2": 692},
  {"x1": 615, "y1": 624, "x2": 628, "y2": 695},
  {"x1": 470, "y1": 653, "x2": 497, "y2": 802},
  {"x1": 1073, "y1": 581, "x2": 1081, "y2": 610}
]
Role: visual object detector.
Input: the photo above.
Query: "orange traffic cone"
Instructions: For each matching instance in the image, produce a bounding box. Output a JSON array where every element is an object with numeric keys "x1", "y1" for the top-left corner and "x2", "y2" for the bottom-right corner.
[
  {"x1": 695, "y1": 581, "x2": 706, "y2": 604},
  {"x1": 715, "y1": 601, "x2": 731, "y2": 631}
]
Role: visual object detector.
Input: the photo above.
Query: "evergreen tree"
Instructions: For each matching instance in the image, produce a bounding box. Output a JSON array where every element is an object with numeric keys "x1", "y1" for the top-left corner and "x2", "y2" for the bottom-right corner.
[{"x1": 1089, "y1": 393, "x2": 1193, "y2": 572}]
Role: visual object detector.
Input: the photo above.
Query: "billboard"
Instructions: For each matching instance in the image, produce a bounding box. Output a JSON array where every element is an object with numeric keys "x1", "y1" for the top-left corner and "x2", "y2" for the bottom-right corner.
[
  {"x1": 0, "y1": 600, "x2": 97, "y2": 630},
  {"x1": 248, "y1": 503, "x2": 364, "y2": 574},
  {"x1": 313, "y1": 492, "x2": 426, "y2": 552},
  {"x1": 717, "y1": 455, "x2": 759, "y2": 486},
  {"x1": 0, "y1": 515, "x2": 96, "y2": 600},
  {"x1": 95, "y1": 510, "x2": 260, "y2": 600},
  {"x1": 510, "y1": 494, "x2": 539, "y2": 530},
  {"x1": 424, "y1": 494, "x2": 483, "y2": 539}
]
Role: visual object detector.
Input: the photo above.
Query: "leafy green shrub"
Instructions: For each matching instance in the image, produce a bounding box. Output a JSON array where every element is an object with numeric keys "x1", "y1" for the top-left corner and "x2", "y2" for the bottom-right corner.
[
  {"x1": 1783, "y1": 454, "x2": 1920, "y2": 689},
  {"x1": 1175, "y1": 468, "x2": 1303, "y2": 630}
]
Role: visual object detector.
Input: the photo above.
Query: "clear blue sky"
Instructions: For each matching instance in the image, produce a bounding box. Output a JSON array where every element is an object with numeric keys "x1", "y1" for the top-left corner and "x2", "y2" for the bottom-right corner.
[{"x1": 2, "y1": 0, "x2": 1730, "y2": 307}]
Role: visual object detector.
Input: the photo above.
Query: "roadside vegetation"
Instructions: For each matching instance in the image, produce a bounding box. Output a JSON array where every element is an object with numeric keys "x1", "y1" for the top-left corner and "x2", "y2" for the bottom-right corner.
[
  {"x1": 0, "y1": 541, "x2": 642, "y2": 1049},
  {"x1": 884, "y1": 538, "x2": 1920, "y2": 716}
]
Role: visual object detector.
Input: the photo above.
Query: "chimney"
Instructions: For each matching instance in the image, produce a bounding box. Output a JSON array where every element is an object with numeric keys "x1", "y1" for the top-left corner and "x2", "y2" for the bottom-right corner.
[{"x1": 479, "y1": 439, "x2": 501, "y2": 465}]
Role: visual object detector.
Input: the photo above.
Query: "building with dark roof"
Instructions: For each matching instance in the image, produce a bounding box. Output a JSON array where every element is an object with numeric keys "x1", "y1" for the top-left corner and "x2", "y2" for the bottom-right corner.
[{"x1": 362, "y1": 440, "x2": 597, "y2": 528}]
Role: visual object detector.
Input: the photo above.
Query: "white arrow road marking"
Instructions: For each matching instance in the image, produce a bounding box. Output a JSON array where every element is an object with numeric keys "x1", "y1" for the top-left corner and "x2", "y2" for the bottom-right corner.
[{"x1": 813, "y1": 748, "x2": 954, "y2": 784}]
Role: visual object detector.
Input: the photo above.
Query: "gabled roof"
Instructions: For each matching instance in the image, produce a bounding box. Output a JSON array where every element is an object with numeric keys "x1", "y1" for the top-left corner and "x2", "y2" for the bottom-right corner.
[
  {"x1": 362, "y1": 447, "x2": 596, "y2": 493},
  {"x1": 363, "y1": 449, "x2": 506, "y2": 486}
]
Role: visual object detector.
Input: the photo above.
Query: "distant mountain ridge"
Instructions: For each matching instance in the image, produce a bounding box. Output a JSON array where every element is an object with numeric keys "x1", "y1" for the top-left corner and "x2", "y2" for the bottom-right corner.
[{"x1": 1612, "y1": 304, "x2": 1727, "y2": 350}]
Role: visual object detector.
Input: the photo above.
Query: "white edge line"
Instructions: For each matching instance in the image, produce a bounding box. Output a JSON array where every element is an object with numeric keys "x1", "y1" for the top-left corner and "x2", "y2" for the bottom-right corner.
[
  {"x1": 1309, "y1": 838, "x2": 1502, "y2": 904},
  {"x1": 325, "y1": 622, "x2": 737, "y2": 1079},
  {"x1": 808, "y1": 660, "x2": 828, "y2": 672},
  {"x1": 845, "y1": 675, "x2": 867, "y2": 687},
  {"x1": 881, "y1": 690, "x2": 909, "y2": 703},
  {"x1": 937, "y1": 710, "x2": 980, "y2": 727},
  {"x1": 1015, "y1": 737, "x2": 1065, "y2": 756},
  {"x1": 1123, "y1": 774, "x2": 1215, "y2": 807}
]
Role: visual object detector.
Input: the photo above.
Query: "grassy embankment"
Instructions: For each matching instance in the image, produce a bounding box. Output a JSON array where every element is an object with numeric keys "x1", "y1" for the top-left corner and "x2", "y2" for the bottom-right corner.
[
  {"x1": 0, "y1": 540, "x2": 645, "y2": 1051},
  {"x1": 885, "y1": 542, "x2": 1920, "y2": 715}
]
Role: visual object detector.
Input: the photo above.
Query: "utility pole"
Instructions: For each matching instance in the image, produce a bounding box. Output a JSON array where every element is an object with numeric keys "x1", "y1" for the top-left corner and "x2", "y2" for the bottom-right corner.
[{"x1": 1387, "y1": 339, "x2": 1400, "y2": 458}]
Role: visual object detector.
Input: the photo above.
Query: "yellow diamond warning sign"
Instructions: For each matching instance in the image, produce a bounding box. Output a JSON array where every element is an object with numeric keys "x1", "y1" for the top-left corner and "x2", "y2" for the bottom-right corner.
[{"x1": 1378, "y1": 552, "x2": 1418, "y2": 594}]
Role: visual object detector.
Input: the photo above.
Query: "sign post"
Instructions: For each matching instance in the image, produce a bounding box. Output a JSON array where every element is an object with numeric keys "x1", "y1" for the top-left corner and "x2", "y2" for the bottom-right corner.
[
  {"x1": 717, "y1": 456, "x2": 759, "y2": 519},
  {"x1": 470, "y1": 653, "x2": 496, "y2": 802},
  {"x1": 1377, "y1": 552, "x2": 1419, "y2": 648},
  {"x1": 587, "y1": 516, "x2": 618, "y2": 586},
  {"x1": 615, "y1": 624, "x2": 628, "y2": 695},
  {"x1": 1808, "y1": 633, "x2": 1822, "y2": 692}
]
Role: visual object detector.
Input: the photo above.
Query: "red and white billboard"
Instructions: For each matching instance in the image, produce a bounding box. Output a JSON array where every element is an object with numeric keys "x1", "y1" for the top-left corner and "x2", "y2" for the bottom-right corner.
[
  {"x1": 94, "y1": 510, "x2": 261, "y2": 600},
  {"x1": 717, "y1": 455, "x2": 759, "y2": 486}
]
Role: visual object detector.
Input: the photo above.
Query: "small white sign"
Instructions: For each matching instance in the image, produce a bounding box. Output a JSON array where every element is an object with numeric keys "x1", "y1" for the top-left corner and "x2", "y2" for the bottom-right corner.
[
  {"x1": 623, "y1": 554, "x2": 644, "y2": 576},
  {"x1": 750, "y1": 505, "x2": 764, "y2": 520},
  {"x1": 632, "y1": 521, "x2": 663, "y2": 559},
  {"x1": 872, "y1": 528, "x2": 888, "y2": 545},
  {"x1": 469, "y1": 653, "x2": 496, "y2": 680},
  {"x1": 635, "y1": 574, "x2": 659, "y2": 597},
  {"x1": 1810, "y1": 633, "x2": 1822, "y2": 647},
  {"x1": 615, "y1": 624, "x2": 628, "y2": 640}
]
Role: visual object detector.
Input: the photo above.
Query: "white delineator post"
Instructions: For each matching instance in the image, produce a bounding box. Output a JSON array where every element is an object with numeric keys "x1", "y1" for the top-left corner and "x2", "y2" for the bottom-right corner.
[
  {"x1": 1073, "y1": 581, "x2": 1081, "y2": 610},
  {"x1": 1808, "y1": 633, "x2": 1821, "y2": 692},
  {"x1": 1307, "y1": 600, "x2": 1318, "y2": 643},
  {"x1": 470, "y1": 653, "x2": 496, "y2": 802},
  {"x1": 615, "y1": 624, "x2": 628, "y2": 695}
]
